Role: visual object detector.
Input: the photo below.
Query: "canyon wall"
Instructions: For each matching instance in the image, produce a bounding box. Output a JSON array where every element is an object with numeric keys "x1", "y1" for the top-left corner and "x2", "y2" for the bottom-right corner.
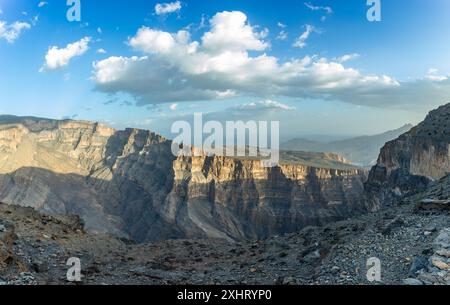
[
  {"x1": 365, "y1": 103, "x2": 450, "y2": 210},
  {"x1": 163, "y1": 155, "x2": 366, "y2": 241},
  {"x1": 0, "y1": 117, "x2": 178, "y2": 241},
  {"x1": 0, "y1": 115, "x2": 367, "y2": 242}
]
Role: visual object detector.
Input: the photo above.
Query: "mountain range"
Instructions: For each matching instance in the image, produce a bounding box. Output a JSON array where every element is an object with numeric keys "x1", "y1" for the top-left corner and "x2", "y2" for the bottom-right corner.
[{"x1": 282, "y1": 124, "x2": 414, "y2": 167}]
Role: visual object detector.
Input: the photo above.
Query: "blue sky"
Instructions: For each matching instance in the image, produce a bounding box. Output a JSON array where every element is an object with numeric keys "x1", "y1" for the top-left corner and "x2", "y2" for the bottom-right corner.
[{"x1": 1, "y1": 0, "x2": 450, "y2": 140}]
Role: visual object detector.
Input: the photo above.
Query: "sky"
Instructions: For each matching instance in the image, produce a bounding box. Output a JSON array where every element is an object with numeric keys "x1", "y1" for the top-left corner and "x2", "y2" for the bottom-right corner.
[{"x1": 1, "y1": 0, "x2": 450, "y2": 141}]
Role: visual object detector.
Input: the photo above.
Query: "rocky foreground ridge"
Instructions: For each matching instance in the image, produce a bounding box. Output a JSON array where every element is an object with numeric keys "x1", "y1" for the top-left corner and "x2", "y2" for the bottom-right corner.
[
  {"x1": 0, "y1": 115, "x2": 366, "y2": 242},
  {"x1": 365, "y1": 103, "x2": 450, "y2": 211}
]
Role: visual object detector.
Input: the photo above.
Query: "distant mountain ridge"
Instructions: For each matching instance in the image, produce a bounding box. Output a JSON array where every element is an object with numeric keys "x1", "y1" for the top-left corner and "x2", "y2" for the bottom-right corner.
[{"x1": 282, "y1": 124, "x2": 414, "y2": 167}]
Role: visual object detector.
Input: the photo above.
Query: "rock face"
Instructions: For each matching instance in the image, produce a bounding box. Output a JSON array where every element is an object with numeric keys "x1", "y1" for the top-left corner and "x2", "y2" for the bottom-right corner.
[
  {"x1": 0, "y1": 115, "x2": 367, "y2": 242},
  {"x1": 365, "y1": 103, "x2": 450, "y2": 210},
  {"x1": 164, "y1": 155, "x2": 366, "y2": 241},
  {"x1": 0, "y1": 116, "x2": 178, "y2": 242}
]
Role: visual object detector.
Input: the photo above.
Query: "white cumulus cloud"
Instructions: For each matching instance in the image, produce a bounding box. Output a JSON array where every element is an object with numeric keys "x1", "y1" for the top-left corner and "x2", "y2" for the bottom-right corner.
[
  {"x1": 92, "y1": 11, "x2": 450, "y2": 110},
  {"x1": 0, "y1": 20, "x2": 31, "y2": 43},
  {"x1": 41, "y1": 37, "x2": 91, "y2": 72},
  {"x1": 202, "y1": 11, "x2": 269, "y2": 52},
  {"x1": 155, "y1": 1, "x2": 182, "y2": 16}
]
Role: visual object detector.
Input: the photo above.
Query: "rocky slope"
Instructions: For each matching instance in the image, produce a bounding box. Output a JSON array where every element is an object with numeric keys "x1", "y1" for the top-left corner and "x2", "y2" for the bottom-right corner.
[
  {"x1": 0, "y1": 115, "x2": 367, "y2": 243},
  {"x1": 1, "y1": 175, "x2": 449, "y2": 285},
  {"x1": 365, "y1": 103, "x2": 450, "y2": 210},
  {"x1": 0, "y1": 116, "x2": 178, "y2": 242}
]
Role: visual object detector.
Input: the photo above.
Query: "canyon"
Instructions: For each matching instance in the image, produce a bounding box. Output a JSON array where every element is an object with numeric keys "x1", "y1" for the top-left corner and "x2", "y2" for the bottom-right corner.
[
  {"x1": 1, "y1": 103, "x2": 449, "y2": 244},
  {"x1": 0, "y1": 115, "x2": 366, "y2": 243},
  {"x1": 0, "y1": 102, "x2": 449, "y2": 285}
]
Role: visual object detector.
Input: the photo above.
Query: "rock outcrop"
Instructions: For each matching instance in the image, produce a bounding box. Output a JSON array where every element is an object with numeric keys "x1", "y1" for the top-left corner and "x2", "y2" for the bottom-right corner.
[
  {"x1": 365, "y1": 103, "x2": 450, "y2": 210},
  {"x1": 0, "y1": 115, "x2": 367, "y2": 242},
  {"x1": 0, "y1": 219, "x2": 28, "y2": 279}
]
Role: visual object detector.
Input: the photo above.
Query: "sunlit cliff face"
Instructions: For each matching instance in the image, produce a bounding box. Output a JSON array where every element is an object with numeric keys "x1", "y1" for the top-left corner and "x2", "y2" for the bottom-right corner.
[{"x1": 0, "y1": 120, "x2": 115, "y2": 175}]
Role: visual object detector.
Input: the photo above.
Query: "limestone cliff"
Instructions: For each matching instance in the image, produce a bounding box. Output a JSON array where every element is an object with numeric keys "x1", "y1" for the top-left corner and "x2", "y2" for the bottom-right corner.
[
  {"x1": 0, "y1": 115, "x2": 367, "y2": 242},
  {"x1": 0, "y1": 116, "x2": 178, "y2": 241},
  {"x1": 365, "y1": 103, "x2": 450, "y2": 210},
  {"x1": 164, "y1": 155, "x2": 366, "y2": 241}
]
